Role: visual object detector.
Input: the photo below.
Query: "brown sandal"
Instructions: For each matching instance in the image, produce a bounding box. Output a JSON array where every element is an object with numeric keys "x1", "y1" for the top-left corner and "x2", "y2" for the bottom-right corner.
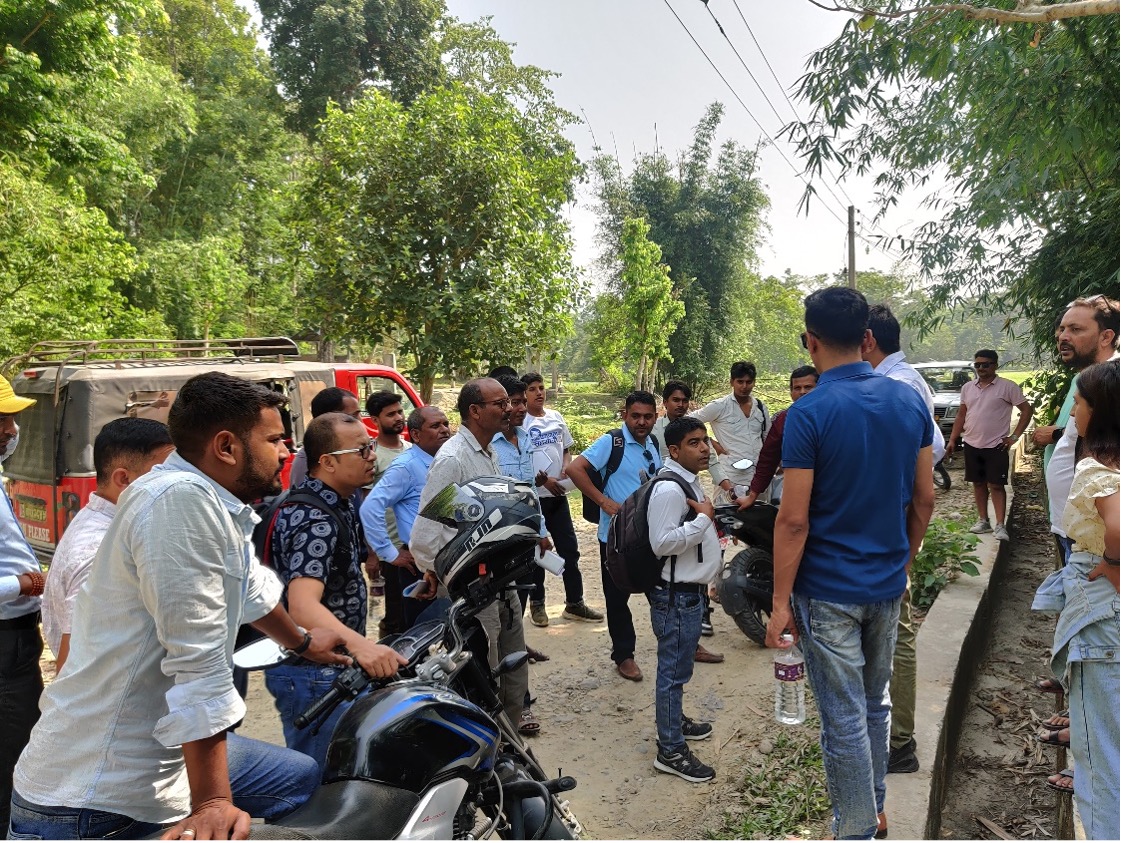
[
  {"x1": 1046, "y1": 769, "x2": 1074, "y2": 794},
  {"x1": 1033, "y1": 677, "x2": 1065, "y2": 694},
  {"x1": 518, "y1": 708, "x2": 541, "y2": 735}
]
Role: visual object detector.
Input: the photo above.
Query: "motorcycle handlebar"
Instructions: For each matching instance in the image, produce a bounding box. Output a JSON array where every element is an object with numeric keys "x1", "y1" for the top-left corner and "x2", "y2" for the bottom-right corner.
[{"x1": 294, "y1": 684, "x2": 345, "y2": 729}]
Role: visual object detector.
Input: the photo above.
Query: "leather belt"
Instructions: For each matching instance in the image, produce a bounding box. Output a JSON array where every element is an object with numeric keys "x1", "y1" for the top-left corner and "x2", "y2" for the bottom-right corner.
[
  {"x1": 657, "y1": 580, "x2": 706, "y2": 595},
  {"x1": 0, "y1": 611, "x2": 40, "y2": 630}
]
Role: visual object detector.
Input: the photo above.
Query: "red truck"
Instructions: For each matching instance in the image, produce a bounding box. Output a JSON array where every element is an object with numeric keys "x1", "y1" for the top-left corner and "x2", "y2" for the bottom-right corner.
[{"x1": 1, "y1": 338, "x2": 422, "y2": 560}]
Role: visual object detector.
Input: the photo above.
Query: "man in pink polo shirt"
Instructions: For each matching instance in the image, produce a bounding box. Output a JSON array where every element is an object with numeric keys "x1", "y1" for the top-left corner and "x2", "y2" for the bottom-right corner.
[{"x1": 946, "y1": 349, "x2": 1033, "y2": 541}]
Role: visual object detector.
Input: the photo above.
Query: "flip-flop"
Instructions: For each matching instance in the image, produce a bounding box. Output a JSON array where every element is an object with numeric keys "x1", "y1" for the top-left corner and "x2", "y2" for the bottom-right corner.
[
  {"x1": 518, "y1": 709, "x2": 541, "y2": 735},
  {"x1": 1037, "y1": 727, "x2": 1070, "y2": 747},
  {"x1": 1033, "y1": 677, "x2": 1065, "y2": 694},
  {"x1": 1042, "y1": 710, "x2": 1069, "y2": 728},
  {"x1": 1045, "y1": 769, "x2": 1074, "y2": 794}
]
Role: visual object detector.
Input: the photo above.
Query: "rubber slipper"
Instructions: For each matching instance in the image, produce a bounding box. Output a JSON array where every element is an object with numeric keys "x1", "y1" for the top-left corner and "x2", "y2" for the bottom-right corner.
[
  {"x1": 1037, "y1": 727, "x2": 1070, "y2": 747},
  {"x1": 1045, "y1": 769, "x2": 1074, "y2": 794},
  {"x1": 518, "y1": 709, "x2": 541, "y2": 735},
  {"x1": 1042, "y1": 710, "x2": 1069, "y2": 728},
  {"x1": 1033, "y1": 677, "x2": 1065, "y2": 694}
]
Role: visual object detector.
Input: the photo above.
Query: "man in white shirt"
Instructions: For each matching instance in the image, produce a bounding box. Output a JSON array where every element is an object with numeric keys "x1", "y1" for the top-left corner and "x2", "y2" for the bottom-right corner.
[
  {"x1": 12, "y1": 373, "x2": 352, "y2": 841},
  {"x1": 42, "y1": 418, "x2": 174, "y2": 674},
  {"x1": 691, "y1": 361, "x2": 770, "y2": 494},
  {"x1": 647, "y1": 417, "x2": 723, "y2": 784}
]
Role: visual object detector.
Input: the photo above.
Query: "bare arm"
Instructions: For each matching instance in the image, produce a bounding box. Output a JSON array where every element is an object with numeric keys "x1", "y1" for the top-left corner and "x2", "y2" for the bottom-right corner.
[
  {"x1": 1007, "y1": 400, "x2": 1033, "y2": 443},
  {"x1": 767, "y1": 467, "x2": 813, "y2": 648},
  {"x1": 161, "y1": 732, "x2": 250, "y2": 840},
  {"x1": 249, "y1": 603, "x2": 352, "y2": 667},
  {"x1": 564, "y1": 455, "x2": 620, "y2": 516},
  {"x1": 1090, "y1": 491, "x2": 1120, "y2": 593},
  {"x1": 54, "y1": 634, "x2": 71, "y2": 675}
]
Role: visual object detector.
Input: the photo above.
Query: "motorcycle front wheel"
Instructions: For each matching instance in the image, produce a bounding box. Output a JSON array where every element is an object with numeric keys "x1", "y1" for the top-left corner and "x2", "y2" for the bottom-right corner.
[{"x1": 717, "y1": 546, "x2": 773, "y2": 647}]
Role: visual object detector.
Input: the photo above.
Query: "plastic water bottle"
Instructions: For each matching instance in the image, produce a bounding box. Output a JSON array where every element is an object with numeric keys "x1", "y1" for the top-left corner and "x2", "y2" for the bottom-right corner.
[{"x1": 774, "y1": 634, "x2": 806, "y2": 725}]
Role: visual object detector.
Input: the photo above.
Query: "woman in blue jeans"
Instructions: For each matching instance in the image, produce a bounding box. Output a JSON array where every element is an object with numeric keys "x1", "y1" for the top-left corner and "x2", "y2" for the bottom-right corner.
[{"x1": 1033, "y1": 359, "x2": 1119, "y2": 840}]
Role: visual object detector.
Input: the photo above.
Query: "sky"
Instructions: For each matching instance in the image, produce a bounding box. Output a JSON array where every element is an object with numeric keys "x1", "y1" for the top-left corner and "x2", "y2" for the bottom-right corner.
[{"x1": 445, "y1": 0, "x2": 926, "y2": 283}]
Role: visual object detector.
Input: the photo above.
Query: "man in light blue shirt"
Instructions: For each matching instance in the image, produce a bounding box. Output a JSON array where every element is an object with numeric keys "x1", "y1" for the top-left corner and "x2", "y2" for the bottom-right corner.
[
  {"x1": 360, "y1": 405, "x2": 451, "y2": 628},
  {"x1": 566, "y1": 391, "x2": 661, "y2": 683},
  {"x1": 0, "y1": 376, "x2": 45, "y2": 834}
]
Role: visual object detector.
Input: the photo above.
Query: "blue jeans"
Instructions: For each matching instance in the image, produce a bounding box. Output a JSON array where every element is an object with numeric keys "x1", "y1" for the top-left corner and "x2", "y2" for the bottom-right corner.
[
  {"x1": 793, "y1": 593, "x2": 899, "y2": 840},
  {"x1": 8, "y1": 733, "x2": 317, "y2": 839},
  {"x1": 264, "y1": 662, "x2": 352, "y2": 775},
  {"x1": 649, "y1": 585, "x2": 705, "y2": 752}
]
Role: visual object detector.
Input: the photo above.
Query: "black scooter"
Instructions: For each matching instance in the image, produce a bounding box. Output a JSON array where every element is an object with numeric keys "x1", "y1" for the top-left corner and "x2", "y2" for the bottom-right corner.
[{"x1": 713, "y1": 502, "x2": 778, "y2": 647}]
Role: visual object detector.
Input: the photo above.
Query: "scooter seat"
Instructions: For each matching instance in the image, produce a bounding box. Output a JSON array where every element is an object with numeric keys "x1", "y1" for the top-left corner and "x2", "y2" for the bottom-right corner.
[{"x1": 255, "y1": 779, "x2": 420, "y2": 840}]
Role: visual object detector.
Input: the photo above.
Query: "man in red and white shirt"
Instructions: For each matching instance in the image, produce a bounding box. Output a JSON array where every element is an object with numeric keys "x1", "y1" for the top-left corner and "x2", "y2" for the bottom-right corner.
[{"x1": 946, "y1": 349, "x2": 1033, "y2": 541}]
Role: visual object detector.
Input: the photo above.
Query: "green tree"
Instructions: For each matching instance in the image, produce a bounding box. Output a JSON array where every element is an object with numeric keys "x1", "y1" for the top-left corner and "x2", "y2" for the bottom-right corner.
[
  {"x1": 256, "y1": 0, "x2": 444, "y2": 134},
  {"x1": 787, "y1": 4, "x2": 1118, "y2": 372},
  {"x1": 618, "y1": 218, "x2": 685, "y2": 391},
  {"x1": 592, "y1": 103, "x2": 770, "y2": 390},
  {"x1": 293, "y1": 84, "x2": 580, "y2": 401}
]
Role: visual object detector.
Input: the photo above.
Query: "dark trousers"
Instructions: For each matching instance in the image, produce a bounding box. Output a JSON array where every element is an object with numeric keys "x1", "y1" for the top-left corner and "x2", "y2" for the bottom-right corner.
[
  {"x1": 399, "y1": 564, "x2": 427, "y2": 630},
  {"x1": 599, "y1": 541, "x2": 636, "y2": 665},
  {"x1": 1, "y1": 623, "x2": 44, "y2": 832},
  {"x1": 380, "y1": 559, "x2": 405, "y2": 636},
  {"x1": 539, "y1": 496, "x2": 584, "y2": 605}
]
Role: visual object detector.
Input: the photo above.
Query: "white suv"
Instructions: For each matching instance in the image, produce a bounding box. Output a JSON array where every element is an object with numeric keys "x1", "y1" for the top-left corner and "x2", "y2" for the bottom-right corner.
[{"x1": 911, "y1": 361, "x2": 976, "y2": 438}]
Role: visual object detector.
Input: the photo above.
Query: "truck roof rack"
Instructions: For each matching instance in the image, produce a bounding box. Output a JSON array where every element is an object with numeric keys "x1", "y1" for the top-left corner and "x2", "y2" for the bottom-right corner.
[{"x1": 1, "y1": 338, "x2": 301, "y2": 403}]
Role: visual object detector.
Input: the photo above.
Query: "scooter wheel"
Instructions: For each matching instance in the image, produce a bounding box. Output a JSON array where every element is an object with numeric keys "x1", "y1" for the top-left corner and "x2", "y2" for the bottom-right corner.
[
  {"x1": 717, "y1": 547, "x2": 772, "y2": 648},
  {"x1": 933, "y1": 462, "x2": 952, "y2": 491}
]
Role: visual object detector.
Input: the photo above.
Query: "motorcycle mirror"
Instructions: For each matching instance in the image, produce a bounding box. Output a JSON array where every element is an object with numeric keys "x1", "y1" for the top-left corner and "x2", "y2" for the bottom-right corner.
[
  {"x1": 232, "y1": 638, "x2": 288, "y2": 670},
  {"x1": 493, "y1": 650, "x2": 530, "y2": 679},
  {"x1": 732, "y1": 458, "x2": 754, "y2": 471}
]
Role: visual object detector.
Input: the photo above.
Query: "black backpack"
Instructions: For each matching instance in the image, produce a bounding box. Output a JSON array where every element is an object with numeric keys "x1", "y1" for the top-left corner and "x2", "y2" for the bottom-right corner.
[
  {"x1": 580, "y1": 429, "x2": 660, "y2": 524},
  {"x1": 604, "y1": 471, "x2": 702, "y2": 594},
  {"x1": 251, "y1": 489, "x2": 353, "y2": 568}
]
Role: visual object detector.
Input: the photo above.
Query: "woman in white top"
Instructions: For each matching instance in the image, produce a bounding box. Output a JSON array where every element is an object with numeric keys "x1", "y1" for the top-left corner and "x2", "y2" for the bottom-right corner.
[{"x1": 1033, "y1": 359, "x2": 1119, "y2": 839}]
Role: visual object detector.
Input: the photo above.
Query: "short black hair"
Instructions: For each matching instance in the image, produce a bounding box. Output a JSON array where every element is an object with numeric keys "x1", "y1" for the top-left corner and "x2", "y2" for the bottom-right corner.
[
  {"x1": 406, "y1": 407, "x2": 427, "y2": 436},
  {"x1": 974, "y1": 349, "x2": 999, "y2": 363},
  {"x1": 168, "y1": 373, "x2": 286, "y2": 463},
  {"x1": 304, "y1": 412, "x2": 361, "y2": 468},
  {"x1": 790, "y1": 365, "x2": 819, "y2": 386},
  {"x1": 804, "y1": 287, "x2": 869, "y2": 349},
  {"x1": 497, "y1": 375, "x2": 527, "y2": 397},
  {"x1": 730, "y1": 362, "x2": 756, "y2": 381},
  {"x1": 1076, "y1": 359, "x2": 1120, "y2": 467},
  {"x1": 1070, "y1": 295, "x2": 1121, "y2": 348},
  {"x1": 488, "y1": 365, "x2": 519, "y2": 380},
  {"x1": 93, "y1": 418, "x2": 173, "y2": 484},
  {"x1": 623, "y1": 390, "x2": 657, "y2": 411},
  {"x1": 365, "y1": 390, "x2": 402, "y2": 419},
  {"x1": 457, "y1": 379, "x2": 487, "y2": 417},
  {"x1": 664, "y1": 417, "x2": 707, "y2": 449},
  {"x1": 310, "y1": 386, "x2": 356, "y2": 418},
  {"x1": 521, "y1": 372, "x2": 544, "y2": 387},
  {"x1": 662, "y1": 380, "x2": 692, "y2": 402},
  {"x1": 867, "y1": 304, "x2": 901, "y2": 354}
]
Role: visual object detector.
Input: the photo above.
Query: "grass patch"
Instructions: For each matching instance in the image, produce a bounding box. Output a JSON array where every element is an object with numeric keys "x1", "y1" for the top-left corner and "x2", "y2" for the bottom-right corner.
[{"x1": 714, "y1": 716, "x2": 832, "y2": 840}]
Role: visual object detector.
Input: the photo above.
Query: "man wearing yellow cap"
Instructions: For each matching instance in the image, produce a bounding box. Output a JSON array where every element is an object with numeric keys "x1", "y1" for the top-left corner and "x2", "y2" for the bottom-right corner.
[{"x1": 0, "y1": 374, "x2": 45, "y2": 833}]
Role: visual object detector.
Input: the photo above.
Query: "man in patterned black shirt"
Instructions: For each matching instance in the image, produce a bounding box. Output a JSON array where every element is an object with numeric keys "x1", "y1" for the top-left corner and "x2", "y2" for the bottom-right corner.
[{"x1": 264, "y1": 413, "x2": 404, "y2": 771}]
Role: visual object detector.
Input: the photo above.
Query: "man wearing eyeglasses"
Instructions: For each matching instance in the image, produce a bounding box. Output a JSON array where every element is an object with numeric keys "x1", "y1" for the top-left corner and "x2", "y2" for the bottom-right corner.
[
  {"x1": 264, "y1": 412, "x2": 406, "y2": 771},
  {"x1": 410, "y1": 377, "x2": 530, "y2": 728},
  {"x1": 946, "y1": 350, "x2": 1033, "y2": 542}
]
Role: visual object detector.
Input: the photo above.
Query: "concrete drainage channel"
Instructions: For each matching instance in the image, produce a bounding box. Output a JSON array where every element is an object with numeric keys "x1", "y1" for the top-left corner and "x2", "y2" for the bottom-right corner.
[{"x1": 885, "y1": 439, "x2": 1025, "y2": 840}]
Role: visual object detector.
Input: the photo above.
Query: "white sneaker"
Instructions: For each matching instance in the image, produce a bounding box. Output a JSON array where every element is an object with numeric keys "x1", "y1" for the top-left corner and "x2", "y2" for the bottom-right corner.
[
  {"x1": 994, "y1": 524, "x2": 1009, "y2": 541},
  {"x1": 969, "y1": 519, "x2": 992, "y2": 534}
]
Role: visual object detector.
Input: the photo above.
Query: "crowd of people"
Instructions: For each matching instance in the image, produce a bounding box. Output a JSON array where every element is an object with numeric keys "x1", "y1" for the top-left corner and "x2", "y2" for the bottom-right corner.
[{"x1": 0, "y1": 286, "x2": 1117, "y2": 841}]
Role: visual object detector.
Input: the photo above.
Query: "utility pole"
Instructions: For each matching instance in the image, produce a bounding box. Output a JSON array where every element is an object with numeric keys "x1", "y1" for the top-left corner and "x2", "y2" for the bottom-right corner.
[{"x1": 847, "y1": 205, "x2": 856, "y2": 289}]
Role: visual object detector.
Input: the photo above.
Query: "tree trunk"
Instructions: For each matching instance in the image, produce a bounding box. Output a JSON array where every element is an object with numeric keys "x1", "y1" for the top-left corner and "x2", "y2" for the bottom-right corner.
[
  {"x1": 635, "y1": 352, "x2": 647, "y2": 391},
  {"x1": 551, "y1": 359, "x2": 560, "y2": 394}
]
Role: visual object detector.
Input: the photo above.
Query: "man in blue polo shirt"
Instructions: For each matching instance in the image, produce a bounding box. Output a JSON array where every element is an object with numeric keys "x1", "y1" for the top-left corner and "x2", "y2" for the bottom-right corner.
[
  {"x1": 768, "y1": 287, "x2": 935, "y2": 841},
  {"x1": 566, "y1": 391, "x2": 661, "y2": 682}
]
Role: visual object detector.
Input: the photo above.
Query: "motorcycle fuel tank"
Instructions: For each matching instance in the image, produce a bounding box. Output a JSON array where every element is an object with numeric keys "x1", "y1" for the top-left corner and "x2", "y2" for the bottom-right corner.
[{"x1": 323, "y1": 683, "x2": 500, "y2": 793}]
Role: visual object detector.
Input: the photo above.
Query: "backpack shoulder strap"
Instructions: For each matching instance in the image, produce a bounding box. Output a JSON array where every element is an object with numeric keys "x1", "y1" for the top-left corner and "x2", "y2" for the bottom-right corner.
[
  {"x1": 648, "y1": 472, "x2": 704, "y2": 583},
  {"x1": 603, "y1": 428, "x2": 626, "y2": 482}
]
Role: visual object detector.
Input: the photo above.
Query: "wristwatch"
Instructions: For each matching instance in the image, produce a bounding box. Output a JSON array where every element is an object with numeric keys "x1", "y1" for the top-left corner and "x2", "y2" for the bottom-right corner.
[{"x1": 1051, "y1": 427, "x2": 1064, "y2": 444}]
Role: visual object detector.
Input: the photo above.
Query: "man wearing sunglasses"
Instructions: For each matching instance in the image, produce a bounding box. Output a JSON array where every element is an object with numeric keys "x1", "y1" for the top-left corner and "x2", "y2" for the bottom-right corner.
[
  {"x1": 946, "y1": 350, "x2": 1033, "y2": 542},
  {"x1": 264, "y1": 412, "x2": 406, "y2": 771}
]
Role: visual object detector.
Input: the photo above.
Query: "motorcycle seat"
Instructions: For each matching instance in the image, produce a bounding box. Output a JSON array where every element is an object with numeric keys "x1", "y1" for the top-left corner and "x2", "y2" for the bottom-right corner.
[{"x1": 255, "y1": 779, "x2": 420, "y2": 840}]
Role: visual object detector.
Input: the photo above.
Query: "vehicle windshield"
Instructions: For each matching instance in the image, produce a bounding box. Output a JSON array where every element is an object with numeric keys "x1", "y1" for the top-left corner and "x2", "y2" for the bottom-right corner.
[{"x1": 917, "y1": 367, "x2": 974, "y2": 392}]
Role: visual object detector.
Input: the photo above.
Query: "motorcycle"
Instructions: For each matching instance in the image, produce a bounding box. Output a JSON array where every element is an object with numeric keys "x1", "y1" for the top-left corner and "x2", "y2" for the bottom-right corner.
[
  {"x1": 234, "y1": 477, "x2": 582, "y2": 840},
  {"x1": 713, "y1": 501, "x2": 778, "y2": 647}
]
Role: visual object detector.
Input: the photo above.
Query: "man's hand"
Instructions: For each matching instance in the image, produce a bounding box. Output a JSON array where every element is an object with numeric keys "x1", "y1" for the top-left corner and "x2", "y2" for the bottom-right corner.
[
  {"x1": 600, "y1": 497, "x2": 621, "y2": 517},
  {"x1": 765, "y1": 603, "x2": 798, "y2": 649},
  {"x1": 1032, "y1": 425, "x2": 1057, "y2": 448},
  {"x1": 161, "y1": 797, "x2": 250, "y2": 841},
  {"x1": 538, "y1": 536, "x2": 553, "y2": 554},
  {"x1": 390, "y1": 547, "x2": 417, "y2": 573},
  {"x1": 414, "y1": 570, "x2": 440, "y2": 600},
  {"x1": 542, "y1": 476, "x2": 568, "y2": 496},
  {"x1": 1089, "y1": 560, "x2": 1120, "y2": 593},
  {"x1": 363, "y1": 553, "x2": 380, "y2": 581},
  {"x1": 303, "y1": 628, "x2": 353, "y2": 667},
  {"x1": 353, "y1": 640, "x2": 408, "y2": 678},
  {"x1": 687, "y1": 496, "x2": 715, "y2": 522},
  {"x1": 736, "y1": 491, "x2": 759, "y2": 510},
  {"x1": 711, "y1": 439, "x2": 728, "y2": 456}
]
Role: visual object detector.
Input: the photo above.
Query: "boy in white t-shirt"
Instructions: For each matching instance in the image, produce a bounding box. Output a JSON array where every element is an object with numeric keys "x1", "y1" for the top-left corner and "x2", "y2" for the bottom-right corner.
[{"x1": 520, "y1": 373, "x2": 603, "y2": 625}]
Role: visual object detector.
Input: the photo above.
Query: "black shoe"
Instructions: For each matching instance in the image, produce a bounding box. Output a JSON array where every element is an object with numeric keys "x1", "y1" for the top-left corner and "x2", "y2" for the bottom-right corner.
[
  {"x1": 653, "y1": 747, "x2": 715, "y2": 782},
  {"x1": 888, "y1": 737, "x2": 919, "y2": 773},
  {"x1": 682, "y1": 717, "x2": 713, "y2": 741},
  {"x1": 700, "y1": 618, "x2": 714, "y2": 637}
]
